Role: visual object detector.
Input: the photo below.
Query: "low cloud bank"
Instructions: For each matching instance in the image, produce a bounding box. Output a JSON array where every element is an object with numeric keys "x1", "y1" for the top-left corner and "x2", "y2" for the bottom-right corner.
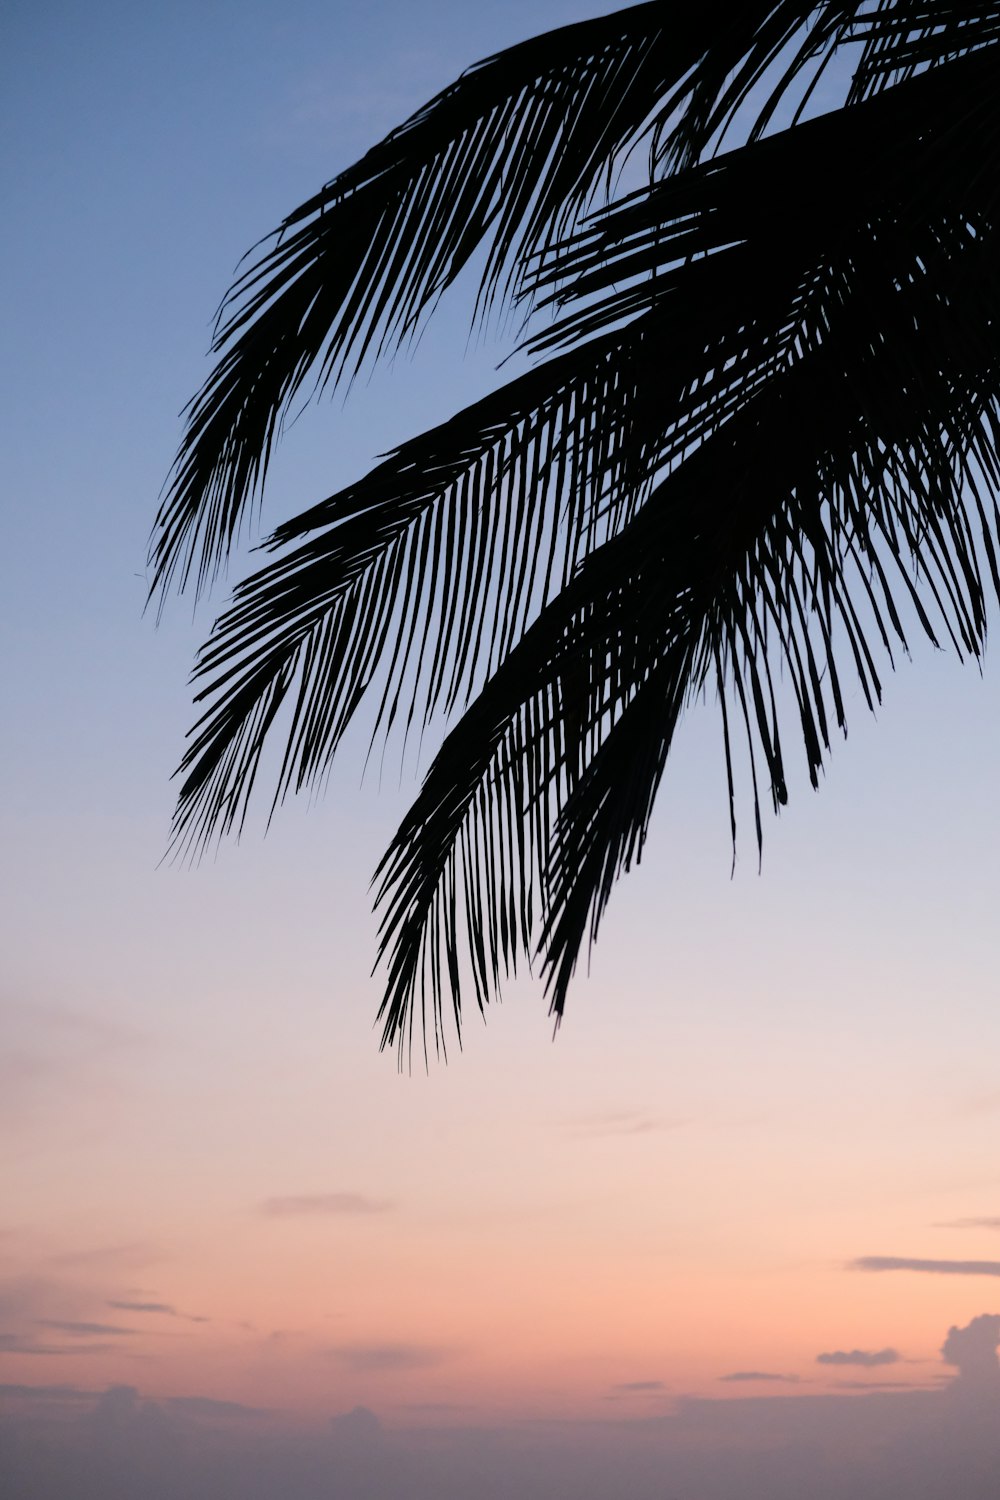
[{"x1": 2, "y1": 1317, "x2": 999, "y2": 1500}]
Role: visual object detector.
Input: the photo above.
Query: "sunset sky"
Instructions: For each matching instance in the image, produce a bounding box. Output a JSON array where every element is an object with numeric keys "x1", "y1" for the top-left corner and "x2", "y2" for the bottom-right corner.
[{"x1": 4, "y1": 3, "x2": 1000, "y2": 1495}]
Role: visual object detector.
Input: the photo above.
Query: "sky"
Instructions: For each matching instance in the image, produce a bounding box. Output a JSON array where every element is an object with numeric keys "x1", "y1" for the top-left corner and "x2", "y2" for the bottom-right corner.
[{"x1": 3, "y1": 2, "x2": 1000, "y2": 1495}]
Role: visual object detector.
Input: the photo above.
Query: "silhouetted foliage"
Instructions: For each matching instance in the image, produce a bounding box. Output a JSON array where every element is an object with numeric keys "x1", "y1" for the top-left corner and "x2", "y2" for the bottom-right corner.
[{"x1": 155, "y1": 3, "x2": 1000, "y2": 1059}]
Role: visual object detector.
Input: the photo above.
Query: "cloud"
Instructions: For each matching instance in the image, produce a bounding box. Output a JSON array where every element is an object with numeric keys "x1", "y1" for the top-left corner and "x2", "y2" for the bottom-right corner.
[
  {"x1": 108, "y1": 1300, "x2": 177, "y2": 1315},
  {"x1": 0, "y1": 1285, "x2": 142, "y2": 1358},
  {"x1": 86, "y1": 1383, "x2": 171, "y2": 1439},
  {"x1": 833, "y1": 1380, "x2": 928, "y2": 1391},
  {"x1": 35, "y1": 1319, "x2": 135, "y2": 1337},
  {"x1": 0, "y1": 1382, "x2": 94, "y2": 1402},
  {"x1": 941, "y1": 1314, "x2": 1000, "y2": 1383},
  {"x1": 718, "y1": 1371, "x2": 799, "y2": 1384},
  {"x1": 329, "y1": 1405, "x2": 384, "y2": 1445},
  {"x1": 106, "y1": 1300, "x2": 209, "y2": 1323},
  {"x1": 934, "y1": 1217, "x2": 1000, "y2": 1230},
  {"x1": 611, "y1": 1380, "x2": 666, "y2": 1393},
  {"x1": 817, "y1": 1349, "x2": 899, "y2": 1368},
  {"x1": 851, "y1": 1257, "x2": 1000, "y2": 1276},
  {"x1": 0, "y1": 1333, "x2": 123, "y2": 1356},
  {"x1": 0, "y1": 1382, "x2": 264, "y2": 1427},
  {"x1": 166, "y1": 1395, "x2": 268, "y2": 1420},
  {"x1": 2, "y1": 1323, "x2": 1000, "y2": 1500},
  {"x1": 326, "y1": 1343, "x2": 451, "y2": 1373},
  {"x1": 260, "y1": 1193, "x2": 392, "y2": 1217}
]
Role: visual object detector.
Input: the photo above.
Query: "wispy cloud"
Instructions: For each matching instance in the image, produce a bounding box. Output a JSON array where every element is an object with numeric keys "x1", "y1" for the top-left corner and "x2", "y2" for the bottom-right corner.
[
  {"x1": 611, "y1": 1380, "x2": 666, "y2": 1393},
  {"x1": 833, "y1": 1380, "x2": 927, "y2": 1391},
  {"x1": 0, "y1": 1334, "x2": 123, "y2": 1357},
  {"x1": 260, "y1": 1193, "x2": 392, "y2": 1217},
  {"x1": 35, "y1": 1320, "x2": 135, "y2": 1337},
  {"x1": 718, "y1": 1371, "x2": 799, "y2": 1384},
  {"x1": 106, "y1": 1300, "x2": 209, "y2": 1324},
  {"x1": 817, "y1": 1348, "x2": 899, "y2": 1368},
  {"x1": 851, "y1": 1256, "x2": 1000, "y2": 1276},
  {"x1": 0, "y1": 1385, "x2": 265, "y2": 1421},
  {"x1": 326, "y1": 1343, "x2": 451, "y2": 1373},
  {"x1": 934, "y1": 1217, "x2": 1000, "y2": 1230},
  {"x1": 108, "y1": 1300, "x2": 176, "y2": 1315}
]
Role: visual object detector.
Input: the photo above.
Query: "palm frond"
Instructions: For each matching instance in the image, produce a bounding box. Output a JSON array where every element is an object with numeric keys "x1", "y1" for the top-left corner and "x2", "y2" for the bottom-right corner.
[
  {"x1": 162, "y1": 2, "x2": 1000, "y2": 1053},
  {"x1": 170, "y1": 239, "x2": 815, "y2": 863},
  {"x1": 528, "y1": 41, "x2": 1000, "y2": 336},
  {"x1": 171, "y1": 40, "x2": 1000, "y2": 869},
  {"x1": 375, "y1": 331, "x2": 1000, "y2": 1053},
  {"x1": 150, "y1": 2, "x2": 669, "y2": 600},
  {"x1": 371, "y1": 48, "x2": 1000, "y2": 1053},
  {"x1": 152, "y1": 1, "x2": 880, "y2": 602},
  {"x1": 168, "y1": 323, "x2": 648, "y2": 860},
  {"x1": 848, "y1": 0, "x2": 1000, "y2": 99}
]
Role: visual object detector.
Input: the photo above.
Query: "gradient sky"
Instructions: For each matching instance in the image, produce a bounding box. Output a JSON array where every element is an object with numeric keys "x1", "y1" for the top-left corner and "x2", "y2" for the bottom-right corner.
[{"x1": 3, "y1": 3, "x2": 1000, "y2": 1494}]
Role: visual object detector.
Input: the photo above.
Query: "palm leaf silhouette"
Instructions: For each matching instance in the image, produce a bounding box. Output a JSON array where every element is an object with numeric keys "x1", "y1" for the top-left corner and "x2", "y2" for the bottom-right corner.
[{"x1": 157, "y1": 2, "x2": 1000, "y2": 1059}]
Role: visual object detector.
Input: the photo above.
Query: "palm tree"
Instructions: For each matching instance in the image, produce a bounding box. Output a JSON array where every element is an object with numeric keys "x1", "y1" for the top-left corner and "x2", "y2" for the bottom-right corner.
[{"x1": 154, "y1": 2, "x2": 1000, "y2": 1060}]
